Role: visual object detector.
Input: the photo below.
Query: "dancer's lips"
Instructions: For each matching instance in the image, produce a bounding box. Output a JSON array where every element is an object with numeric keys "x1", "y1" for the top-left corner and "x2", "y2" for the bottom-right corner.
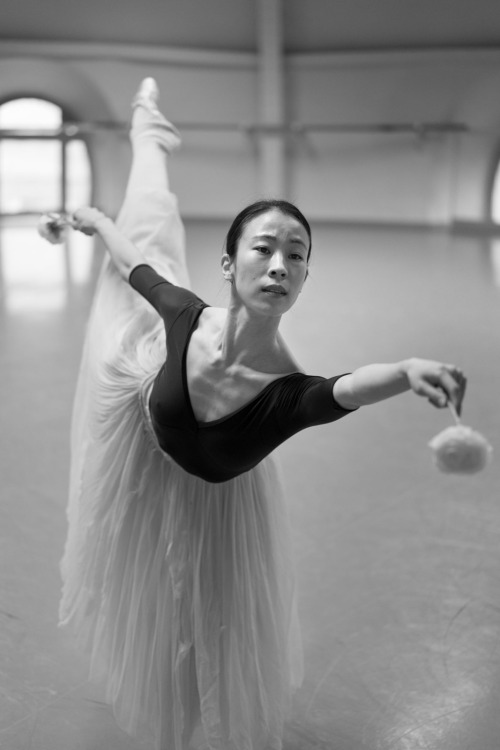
[{"x1": 263, "y1": 284, "x2": 287, "y2": 296}]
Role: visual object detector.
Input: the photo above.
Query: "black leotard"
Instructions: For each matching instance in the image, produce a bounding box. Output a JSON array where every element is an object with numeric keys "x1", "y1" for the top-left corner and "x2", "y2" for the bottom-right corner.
[{"x1": 130, "y1": 264, "x2": 355, "y2": 483}]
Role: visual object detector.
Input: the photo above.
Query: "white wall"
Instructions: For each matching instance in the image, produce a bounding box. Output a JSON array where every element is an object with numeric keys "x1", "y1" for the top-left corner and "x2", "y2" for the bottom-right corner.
[
  {"x1": 1, "y1": 42, "x2": 500, "y2": 226},
  {"x1": 289, "y1": 50, "x2": 500, "y2": 225}
]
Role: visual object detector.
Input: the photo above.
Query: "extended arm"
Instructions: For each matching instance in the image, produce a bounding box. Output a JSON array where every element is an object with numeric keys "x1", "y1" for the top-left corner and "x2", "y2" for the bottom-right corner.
[
  {"x1": 333, "y1": 358, "x2": 466, "y2": 415},
  {"x1": 72, "y1": 207, "x2": 144, "y2": 281}
]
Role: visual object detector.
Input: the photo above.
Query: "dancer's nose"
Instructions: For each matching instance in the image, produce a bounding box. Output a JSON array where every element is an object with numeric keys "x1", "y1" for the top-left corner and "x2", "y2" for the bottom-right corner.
[{"x1": 268, "y1": 251, "x2": 287, "y2": 279}]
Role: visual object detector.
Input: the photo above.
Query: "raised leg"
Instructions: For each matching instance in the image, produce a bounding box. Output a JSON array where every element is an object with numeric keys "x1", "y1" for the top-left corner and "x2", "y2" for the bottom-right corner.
[{"x1": 115, "y1": 78, "x2": 190, "y2": 288}]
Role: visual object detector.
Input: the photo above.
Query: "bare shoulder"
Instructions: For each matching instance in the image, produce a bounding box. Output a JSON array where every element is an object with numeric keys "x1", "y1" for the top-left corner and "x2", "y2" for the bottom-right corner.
[{"x1": 198, "y1": 305, "x2": 226, "y2": 328}]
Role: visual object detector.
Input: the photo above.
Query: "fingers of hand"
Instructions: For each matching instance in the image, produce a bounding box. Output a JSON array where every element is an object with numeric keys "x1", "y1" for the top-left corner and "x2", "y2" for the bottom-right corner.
[
  {"x1": 411, "y1": 371, "x2": 446, "y2": 407},
  {"x1": 72, "y1": 208, "x2": 99, "y2": 235},
  {"x1": 422, "y1": 366, "x2": 467, "y2": 414},
  {"x1": 421, "y1": 384, "x2": 448, "y2": 409},
  {"x1": 412, "y1": 362, "x2": 467, "y2": 413},
  {"x1": 72, "y1": 207, "x2": 87, "y2": 222},
  {"x1": 71, "y1": 209, "x2": 85, "y2": 230},
  {"x1": 442, "y1": 365, "x2": 467, "y2": 415}
]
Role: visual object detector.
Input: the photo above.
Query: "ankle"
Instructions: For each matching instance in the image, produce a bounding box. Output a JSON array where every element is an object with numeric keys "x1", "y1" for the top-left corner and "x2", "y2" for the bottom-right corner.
[{"x1": 130, "y1": 122, "x2": 181, "y2": 155}]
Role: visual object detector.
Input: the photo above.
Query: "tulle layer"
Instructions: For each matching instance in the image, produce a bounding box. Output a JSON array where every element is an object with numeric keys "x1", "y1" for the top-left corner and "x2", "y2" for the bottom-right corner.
[{"x1": 59, "y1": 191, "x2": 303, "y2": 750}]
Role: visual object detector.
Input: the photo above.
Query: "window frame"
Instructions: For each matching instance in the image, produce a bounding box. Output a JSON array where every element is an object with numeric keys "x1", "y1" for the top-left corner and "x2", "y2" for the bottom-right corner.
[{"x1": 0, "y1": 97, "x2": 89, "y2": 218}]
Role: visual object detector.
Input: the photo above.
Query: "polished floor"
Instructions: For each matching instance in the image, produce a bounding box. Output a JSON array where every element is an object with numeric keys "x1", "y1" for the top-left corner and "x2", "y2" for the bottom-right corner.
[{"x1": 0, "y1": 221, "x2": 499, "y2": 750}]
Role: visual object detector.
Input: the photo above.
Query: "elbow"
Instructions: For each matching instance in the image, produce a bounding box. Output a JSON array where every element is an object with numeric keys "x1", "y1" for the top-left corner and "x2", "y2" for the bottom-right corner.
[
  {"x1": 123, "y1": 261, "x2": 137, "y2": 283},
  {"x1": 333, "y1": 374, "x2": 362, "y2": 410},
  {"x1": 115, "y1": 260, "x2": 133, "y2": 282}
]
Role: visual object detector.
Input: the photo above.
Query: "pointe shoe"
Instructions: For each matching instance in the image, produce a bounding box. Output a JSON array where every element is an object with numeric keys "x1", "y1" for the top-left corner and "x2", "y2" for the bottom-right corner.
[
  {"x1": 130, "y1": 77, "x2": 181, "y2": 153},
  {"x1": 131, "y1": 77, "x2": 160, "y2": 114}
]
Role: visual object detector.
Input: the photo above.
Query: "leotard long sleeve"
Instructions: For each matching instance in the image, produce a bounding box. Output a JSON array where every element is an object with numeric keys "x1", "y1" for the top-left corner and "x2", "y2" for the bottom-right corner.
[{"x1": 130, "y1": 264, "x2": 356, "y2": 483}]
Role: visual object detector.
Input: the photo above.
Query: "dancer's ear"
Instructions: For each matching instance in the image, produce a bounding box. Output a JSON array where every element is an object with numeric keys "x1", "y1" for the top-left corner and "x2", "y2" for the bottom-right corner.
[{"x1": 221, "y1": 253, "x2": 233, "y2": 281}]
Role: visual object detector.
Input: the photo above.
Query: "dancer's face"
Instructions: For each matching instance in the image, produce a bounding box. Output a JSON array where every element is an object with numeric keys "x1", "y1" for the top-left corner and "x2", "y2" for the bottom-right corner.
[{"x1": 222, "y1": 209, "x2": 309, "y2": 317}]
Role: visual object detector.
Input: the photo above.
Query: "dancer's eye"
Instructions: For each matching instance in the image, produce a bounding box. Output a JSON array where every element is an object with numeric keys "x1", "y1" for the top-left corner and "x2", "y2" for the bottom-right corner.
[{"x1": 255, "y1": 246, "x2": 270, "y2": 254}]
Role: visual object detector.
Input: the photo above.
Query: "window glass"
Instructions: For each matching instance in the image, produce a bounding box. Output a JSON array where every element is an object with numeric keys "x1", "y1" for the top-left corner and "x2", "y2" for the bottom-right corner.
[
  {"x1": 0, "y1": 139, "x2": 62, "y2": 213},
  {"x1": 66, "y1": 139, "x2": 92, "y2": 211},
  {"x1": 0, "y1": 98, "x2": 94, "y2": 310},
  {"x1": 0, "y1": 98, "x2": 61, "y2": 129}
]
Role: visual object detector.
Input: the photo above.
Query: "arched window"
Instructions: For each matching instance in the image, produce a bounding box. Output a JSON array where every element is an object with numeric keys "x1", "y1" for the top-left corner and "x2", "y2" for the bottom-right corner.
[
  {"x1": 0, "y1": 98, "x2": 93, "y2": 311},
  {"x1": 0, "y1": 97, "x2": 92, "y2": 215}
]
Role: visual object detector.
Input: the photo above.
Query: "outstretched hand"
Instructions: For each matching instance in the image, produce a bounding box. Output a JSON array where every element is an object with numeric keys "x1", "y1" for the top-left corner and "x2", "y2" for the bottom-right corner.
[
  {"x1": 72, "y1": 207, "x2": 109, "y2": 236},
  {"x1": 405, "y1": 358, "x2": 467, "y2": 416}
]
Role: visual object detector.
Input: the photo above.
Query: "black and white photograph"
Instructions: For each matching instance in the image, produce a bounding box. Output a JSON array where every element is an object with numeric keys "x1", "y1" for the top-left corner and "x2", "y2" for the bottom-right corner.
[{"x1": 0, "y1": 2, "x2": 498, "y2": 749}]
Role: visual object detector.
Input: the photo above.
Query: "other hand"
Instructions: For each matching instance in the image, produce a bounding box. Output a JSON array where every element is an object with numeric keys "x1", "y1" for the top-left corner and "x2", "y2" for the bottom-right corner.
[
  {"x1": 72, "y1": 207, "x2": 109, "y2": 236},
  {"x1": 405, "y1": 358, "x2": 467, "y2": 416}
]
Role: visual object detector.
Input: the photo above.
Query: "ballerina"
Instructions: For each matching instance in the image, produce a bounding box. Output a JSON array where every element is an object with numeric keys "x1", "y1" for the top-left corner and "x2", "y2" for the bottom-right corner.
[{"x1": 57, "y1": 78, "x2": 466, "y2": 750}]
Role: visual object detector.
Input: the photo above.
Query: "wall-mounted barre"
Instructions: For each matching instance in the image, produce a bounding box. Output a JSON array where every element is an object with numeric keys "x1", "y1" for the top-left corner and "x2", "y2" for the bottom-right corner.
[{"x1": 0, "y1": 121, "x2": 472, "y2": 138}]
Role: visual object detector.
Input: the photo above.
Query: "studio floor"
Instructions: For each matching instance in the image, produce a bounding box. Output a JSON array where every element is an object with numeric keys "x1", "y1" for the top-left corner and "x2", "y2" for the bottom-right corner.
[{"x1": 0, "y1": 220, "x2": 499, "y2": 750}]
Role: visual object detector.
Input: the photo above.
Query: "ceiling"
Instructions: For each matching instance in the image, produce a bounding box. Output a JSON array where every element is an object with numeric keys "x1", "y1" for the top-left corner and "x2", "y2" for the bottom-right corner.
[{"x1": 2, "y1": 0, "x2": 500, "y2": 54}]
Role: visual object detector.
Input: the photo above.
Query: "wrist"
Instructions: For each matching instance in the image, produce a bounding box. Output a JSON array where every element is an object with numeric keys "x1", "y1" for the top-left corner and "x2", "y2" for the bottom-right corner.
[
  {"x1": 94, "y1": 214, "x2": 113, "y2": 234},
  {"x1": 400, "y1": 358, "x2": 415, "y2": 381}
]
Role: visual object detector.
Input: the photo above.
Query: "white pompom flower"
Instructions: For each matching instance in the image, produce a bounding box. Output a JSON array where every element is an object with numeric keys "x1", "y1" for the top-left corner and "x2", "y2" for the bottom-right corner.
[
  {"x1": 429, "y1": 423, "x2": 493, "y2": 475},
  {"x1": 38, "y1": 213, "x2": 68, "y2": 245}
]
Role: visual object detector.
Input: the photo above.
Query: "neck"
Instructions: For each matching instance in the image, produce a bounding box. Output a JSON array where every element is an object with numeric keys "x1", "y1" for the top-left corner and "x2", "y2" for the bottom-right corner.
[{"x1": 217, "y1": 298, "x2": 282, "y2": 367}]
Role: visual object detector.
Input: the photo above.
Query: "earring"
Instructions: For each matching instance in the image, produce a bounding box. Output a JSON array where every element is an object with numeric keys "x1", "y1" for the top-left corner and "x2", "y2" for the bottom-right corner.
[{"x1": 224, "y1": 272, "x2": 233, "y2": 283}]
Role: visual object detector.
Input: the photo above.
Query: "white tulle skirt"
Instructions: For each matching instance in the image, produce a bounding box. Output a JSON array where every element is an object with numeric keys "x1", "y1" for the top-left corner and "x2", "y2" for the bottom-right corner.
[{"x1": 58, "y1": 187, "x2": 303, "y2": 750}]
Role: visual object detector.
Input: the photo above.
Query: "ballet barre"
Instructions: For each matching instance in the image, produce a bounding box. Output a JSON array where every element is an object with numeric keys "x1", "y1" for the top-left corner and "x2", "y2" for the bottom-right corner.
[{"x1": 0, "y1": 120, "x2": 472, "y2": 139}]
